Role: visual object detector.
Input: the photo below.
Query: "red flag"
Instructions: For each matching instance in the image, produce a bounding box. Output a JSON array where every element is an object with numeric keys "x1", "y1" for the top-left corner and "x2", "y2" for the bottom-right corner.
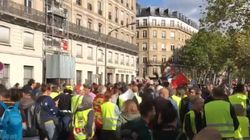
[{"x1": 171, "y1": 73, "x2": 188, "y2": 89}]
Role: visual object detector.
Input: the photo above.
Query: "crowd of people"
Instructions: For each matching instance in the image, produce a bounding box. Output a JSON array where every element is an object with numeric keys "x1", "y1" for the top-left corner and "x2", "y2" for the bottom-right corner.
[{"x1": 0, "y1": 78, "x2": 250, "y2": 140}]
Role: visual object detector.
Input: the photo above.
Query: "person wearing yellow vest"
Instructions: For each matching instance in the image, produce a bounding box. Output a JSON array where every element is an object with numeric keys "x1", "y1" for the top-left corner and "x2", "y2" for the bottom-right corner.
[
  {"x1": 233, "y1": 104, "x2": 249, "y2": 139},
  {"x1": 73, "y1": 94, "x2": 95, "y2": 140},
  {"x1": 50, "y1": 85, "x2": 60, "y2": 100},
  {"x1": 204, "y1": 87, "x2": 239, "y2": 139},
  {"x1": 71, "y1": 85, "x2": 84, "y2": 114},
  {"x1": 229, "y1": 84, "x2": 249, "y2": 116},
  {"x1": 101, "y1": 91, "x2": 120, "y2": 140},
  {"x1": 184, "y1": 96, "x2": 204, "y2": 139}
]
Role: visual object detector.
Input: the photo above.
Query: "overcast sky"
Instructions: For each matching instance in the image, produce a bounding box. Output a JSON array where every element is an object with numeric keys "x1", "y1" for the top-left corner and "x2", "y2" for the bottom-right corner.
[{"x1": 138, "y1": 0, "x2": 204, "y2": 23}]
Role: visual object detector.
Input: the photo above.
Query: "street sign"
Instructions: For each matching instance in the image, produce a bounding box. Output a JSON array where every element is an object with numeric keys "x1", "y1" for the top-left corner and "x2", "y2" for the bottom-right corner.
[{"x1": 0, "y1": 62, "x2": 4, "y2": 79}]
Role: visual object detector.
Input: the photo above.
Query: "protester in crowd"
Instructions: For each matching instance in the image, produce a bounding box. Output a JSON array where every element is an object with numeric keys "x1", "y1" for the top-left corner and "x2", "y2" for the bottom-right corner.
[
  {"x1": 204, "y1": 87, "x2": 239, "y2": 139},
  {"x1": 73, "y1": 94, "x2": 95, "y2": 140},
  {"x1": 193, "y1": 127, "x2": 222, "y2": 140},
  {"x1": 101, "y1": 91, "x2": 120, "y2": 140},
  {"x1": 0, "y1": 87, "x2": 23, "y2": 140},
  {"x1": 171, "y1": 88, "x2": 182, "y2": 109},
  {"x1": 120, "y1": 101, "x2": 155, "y2": 140},
  {"x1": 131, "y1": 84, "x2": 142, "y2": 106},
  {"x1": 58, "y1": 85, "x2": 73, "y2": 140},
  {"x1": 33, "y1": 82, "x2": 41, "y2": 97},
  {"x1": 117, "y1": 99, "x2": 140, "y2": 138},
  {"x1": 183, "y1": 96, "x2": 204, "y2": 139},
  {"x1": 35, "y1": 84, "x2": 59, "y2": 140},
  {"x1": 93, "y1": 85, "x2": 107, "y2": 140},
  {"x1": 141, "y1": 87, "x2": 155, "y2": 103},
  {"x1": 179, "y1": 86, "x2": 196, "y2": 123},
  {"x1": 233, "y1": 104, "x2": 249, "y2": 139},
  {"x1": 71, "y1": 85, "x2": 85, "y2": 114},
  {"x1": 21, "y1": 87, "x2": 39, "y2": 138},
  {"x1": 111, "y1": 83, "x2": 122, "y2": 105},
  {"x1": 154, "y1": 100, "x2": 187, "y2": 140},
  {"x1": 13, "y1": 83, "x2": 20, "y2": 89},
  {"x1": 50, "y1": 85, "x2": 60, "y2": 100},
  {"x1": 229, "y1": 84, "x2": 249, "y2": 116},
  {"x1": 84, "y1": 84, "x2": 96, "y2": 101}
]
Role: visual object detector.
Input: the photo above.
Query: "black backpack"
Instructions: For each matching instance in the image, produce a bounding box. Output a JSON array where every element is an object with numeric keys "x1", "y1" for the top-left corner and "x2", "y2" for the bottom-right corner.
[
  {"x1": 23, "y1": 103, "x2": 39, "y2": 137},
  {"x1": 120, "y1": 121, "x2": 139, "y2": 140}
]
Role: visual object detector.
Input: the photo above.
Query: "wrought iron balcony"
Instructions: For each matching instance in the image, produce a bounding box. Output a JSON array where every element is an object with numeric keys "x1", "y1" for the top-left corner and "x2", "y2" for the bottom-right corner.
[{"x1": 0, "y1": 0, "x2": 138, "y2": 55}]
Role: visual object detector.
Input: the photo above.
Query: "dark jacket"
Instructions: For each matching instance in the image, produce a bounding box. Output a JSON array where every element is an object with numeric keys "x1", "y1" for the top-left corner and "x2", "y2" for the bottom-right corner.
[
  {"x1": 154, "y1": 125, "x2": 187, "y2": 140},
  {"x1": 129, "y1": 118, "x2": 153, "y2": 140},
  {"x1": 184, "y1": 110, "x2": 203, "y2": 139}
]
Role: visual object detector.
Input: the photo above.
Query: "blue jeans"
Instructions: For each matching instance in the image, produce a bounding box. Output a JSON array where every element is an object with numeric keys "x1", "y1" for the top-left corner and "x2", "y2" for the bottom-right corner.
[{"x1": 42, "y1": 120, "x2": 58, "y2": 140}]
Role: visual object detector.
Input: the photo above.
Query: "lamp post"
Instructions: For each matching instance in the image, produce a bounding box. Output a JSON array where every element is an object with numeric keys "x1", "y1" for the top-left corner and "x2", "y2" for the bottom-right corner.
[{"x1": 104, "y1": 22, "x2": 136, "y2": 85}]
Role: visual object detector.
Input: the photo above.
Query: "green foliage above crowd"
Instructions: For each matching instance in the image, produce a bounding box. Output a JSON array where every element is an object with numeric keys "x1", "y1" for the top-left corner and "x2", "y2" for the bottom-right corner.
[{"x1": 176, "y1": 0, "x2": 250, "y2": 82}]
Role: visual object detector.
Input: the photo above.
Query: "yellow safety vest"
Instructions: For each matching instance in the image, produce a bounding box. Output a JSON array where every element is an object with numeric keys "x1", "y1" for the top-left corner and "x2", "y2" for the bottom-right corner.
[
  {"x1": 50, "y1": 92, "x2": 59, "y2": 99},
  {"x1": 73, "y1": 108, "x2": 94, "y2": 140},
  {"x1": 172, "y1": 95, "x2": 181, "y2": 108},
  {"x1": 183, "y1": 110, "x2": 197, "y2": 134},
  {"x1": 229, "y1": 93, "x2": 247, "y2": 115},
  {"x1": 234, "y1": 116, "x2": 249, "y2": 139},
  {"x1": 205, "y1": 100, "x2": 235, "y2": 138},
  {"x1": 71, "y1": 95, "x2": 83, "y2": 113},
  {"x1": 101, "y1": 101, "x2": 119, "y2": 131}
]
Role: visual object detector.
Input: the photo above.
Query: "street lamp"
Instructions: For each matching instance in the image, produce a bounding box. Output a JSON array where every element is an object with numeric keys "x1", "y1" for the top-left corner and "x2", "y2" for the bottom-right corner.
[{"x1": 104, "y1": 22, "x2": 136, "y2": 85}]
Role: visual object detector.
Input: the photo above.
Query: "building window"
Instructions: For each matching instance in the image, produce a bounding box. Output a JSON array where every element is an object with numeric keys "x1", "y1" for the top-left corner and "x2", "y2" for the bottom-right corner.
[
  {"x1": 162, "y1": 44, "x2": 166, "y2": 51},
  {"x1": 126, "y1": 56, "x2": 129, "y2": 66},
  {"x1": 98, "y1": 23, "x2": 102, "y2": 33},
  {"x1": 143, "y1": 19, "x2": 147, "y2": 26},
  {"x1": 131, "y1": 57, "x2": 134, "y2": 66},
  {"x1": 153, "y1": 68, "x2": 157, "y2": 74},
  {"x1": 97, "y1": 1, "x2": 102, "y2": 15},
  {"x1": 97, "y1": 49, "x2": 103, "y2": 61},
  {"x1": 153, "y1": 30, "x2": 157, "y2": 38},
  {"x1": 115, "y1": 7, "x2": 118, "y2": 22},
  {"x1": 76, "y1": 44, "x2": 83, "y2": 58},
  {"x1": 121, "y1": 54, "x2": 124, "y2": 65},
  {"x1": 142, "y1": 43, "x2": 147, "y2": 51},
  {"x1": 23, "y1": 32, "x2": 34, "y2": 49},
  {"x1": 87, "y1": 46, "x2": 93, "y2": 60},
  {"x1": 0, "y1": 64, "x2": 9, "y2": 85},
  {"x1": 170, "y1": 20, "x2": 175, "y2": 27},
  {"x1": 116, "y1": 74, "x2": 119, "y2": 83},
  {"x1": 143, "y1": 57, "x2": 147, "y2": 63},
  {"x1": 87, "y1": 19, "x2": 92, "y2": 29},
  {"x1": 152, "y1": 19, "x2": 156, "y2": 26},
  {"x1": 108, "y1": 12, "x2": 112, "y2": 20},
  {"x1": 136, "y1": 20, "x2": 139, "y2": 26},
  {"x1": 152, "y1": 55, "x2": 157, "y2": 63},
  {"x1": 162, "y1": 31, "x2": 166, "y2": 39},
  {"x1": 162, "y1": 55, "x2": 166, "y2": 63},
  {"x1": 76, "y1": 70, "x2": 82, "y2": 84},
  {"x1": 87, "y1": 71, "x2": 93, "y2": 84},
  {"x1": 170, "y1": 32, "x2": 175, "y2": 40},
  {"x1": 87, "y1": 3, "x2": 92, "y2": 11},
  {"x1": 0, "y1": 26, "x2": 10, "y2": 44},
  {"x1": 161, "y1": 20, "x2": 166, "y2": 26},
  {"x1": 121, "y1": 74, "x2": 124, "y2": 82},
  {"x1": 152, "y1": 43, "x2": 157, "y2": 50},
  {"x1": 24, "y1": 0, "x2": 32, "y2": 13},
  {"x1": 143, "y1": 30, "x2": 147, "y2": 38},
  {"x1": 121, "y1": 0, "x2": 124, "y2": 4},
  {"x1": 171, "y1": 44, "x2": 175, "y2": 51},
  {"x1": 126, "y1": 75, "x2": 129, "y2": 84},
  {"x1": 76, "y1": 0, "x2": 81, "y2": 6},
  {"x1": 108, "y1": 51, "x2": 113, "y2": 63},
  {"x1": 24, "y1": 66, "x2": 33, "y2": 85},
  {"x1": 115, "y1": 53, "x2": 119, "y2": 64},
  {"x1": 136, "y1": 31, "x2": 139, "y2": 38},
  {"x1": 76, "y1": 17, "x2": 81, "y2": 26}
]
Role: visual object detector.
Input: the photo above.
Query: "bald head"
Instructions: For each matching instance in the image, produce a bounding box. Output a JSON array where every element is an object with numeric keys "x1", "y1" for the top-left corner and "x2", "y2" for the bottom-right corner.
[
  {"x1": 159, "y1": 88, "x2": 169, "y2": 100},
  {"x1": 193, "y1": 127, "x2": 222, "y2": 140}
]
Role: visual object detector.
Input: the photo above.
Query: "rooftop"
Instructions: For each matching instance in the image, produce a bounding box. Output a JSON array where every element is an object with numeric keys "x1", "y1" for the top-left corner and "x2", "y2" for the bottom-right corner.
[{"x1": 136, "y1": 6, "x2": 199, "y2": 29}]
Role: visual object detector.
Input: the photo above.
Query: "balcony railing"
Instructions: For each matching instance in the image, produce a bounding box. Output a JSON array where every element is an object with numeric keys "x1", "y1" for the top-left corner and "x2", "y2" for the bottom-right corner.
[
  {"x1": 0, "y1": 0, "x2": 45, "y2": 24},
  {"x1": 0, "y1": 0, "x2": 138, "y2": 54}
]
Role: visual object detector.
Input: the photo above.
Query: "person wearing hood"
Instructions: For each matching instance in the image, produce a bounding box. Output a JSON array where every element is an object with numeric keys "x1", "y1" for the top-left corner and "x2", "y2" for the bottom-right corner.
[{"x1": 73, "y1": 94, "x2": 95, "y2": 140}]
